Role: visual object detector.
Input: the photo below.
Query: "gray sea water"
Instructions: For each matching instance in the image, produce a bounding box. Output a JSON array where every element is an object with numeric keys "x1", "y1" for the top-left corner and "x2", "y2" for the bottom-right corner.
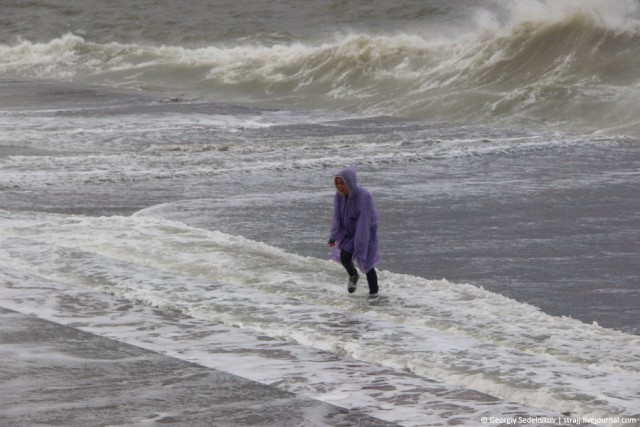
[{"x1": 1, "y1": 1, "x2": 639, "y2": 425}]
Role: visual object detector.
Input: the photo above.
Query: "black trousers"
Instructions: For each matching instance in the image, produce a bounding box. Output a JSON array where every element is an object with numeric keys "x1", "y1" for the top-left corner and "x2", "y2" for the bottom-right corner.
[{"x1": 340, "y1": 249, "x2": 378, "y2": 294}]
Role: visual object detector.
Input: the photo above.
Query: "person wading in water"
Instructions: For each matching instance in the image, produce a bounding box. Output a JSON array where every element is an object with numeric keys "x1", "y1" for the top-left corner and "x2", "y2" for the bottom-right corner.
[{"x1": 328, "y1": 165, "x2": 380, "y2": 297}]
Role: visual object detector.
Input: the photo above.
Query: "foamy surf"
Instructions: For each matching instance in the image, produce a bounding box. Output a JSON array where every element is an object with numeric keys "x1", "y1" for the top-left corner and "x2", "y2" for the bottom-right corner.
[{"x1": 1, "y1": 210, "x2": 638, "y2": 425}]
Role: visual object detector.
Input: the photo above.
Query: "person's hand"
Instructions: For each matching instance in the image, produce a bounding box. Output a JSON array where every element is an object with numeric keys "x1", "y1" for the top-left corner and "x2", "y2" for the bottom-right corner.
[{"x1": 328, "y1": 239, "x2": 336, "y2": 247}]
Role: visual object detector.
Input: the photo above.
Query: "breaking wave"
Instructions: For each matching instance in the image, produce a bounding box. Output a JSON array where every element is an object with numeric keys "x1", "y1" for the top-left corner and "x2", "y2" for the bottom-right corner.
[{"x1": 2, "y1": 0, "x2": 640, "y2": 136}]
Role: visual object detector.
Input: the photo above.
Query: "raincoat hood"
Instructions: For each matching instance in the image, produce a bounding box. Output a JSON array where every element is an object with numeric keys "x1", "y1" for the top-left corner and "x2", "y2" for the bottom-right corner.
[{"x1": 335, "y1": 165, "x2": 358, "y2": 197}]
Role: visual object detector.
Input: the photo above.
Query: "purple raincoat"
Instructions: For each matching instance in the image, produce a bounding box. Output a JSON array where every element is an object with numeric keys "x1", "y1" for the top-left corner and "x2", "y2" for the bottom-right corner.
[{"x1": 329, "y1": 166, "x2": 380, "y2": 273}]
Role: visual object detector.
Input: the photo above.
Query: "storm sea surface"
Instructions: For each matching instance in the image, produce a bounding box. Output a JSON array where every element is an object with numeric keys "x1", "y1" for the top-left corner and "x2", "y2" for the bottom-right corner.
[{"x1": 1, "y1": 0, "x2": 639, "y2": 426}]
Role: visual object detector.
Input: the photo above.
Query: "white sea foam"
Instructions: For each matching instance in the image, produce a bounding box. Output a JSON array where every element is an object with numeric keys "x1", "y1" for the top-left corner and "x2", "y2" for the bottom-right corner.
[
  {"x1": 0, "y1": 265, "x2": 564, "y2": 427},
  {"x1": 502, "y1": 0, "x2": 640, "y2": 31},
  {"x1": 1, "y1": 210, "x2": 638, "y2": 423}
]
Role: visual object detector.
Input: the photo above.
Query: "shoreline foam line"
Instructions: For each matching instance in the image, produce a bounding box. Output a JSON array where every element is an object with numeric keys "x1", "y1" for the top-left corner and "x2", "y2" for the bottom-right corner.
[
  {"x1": 1, "y1": 211, "x2": 638, "y2": 424},
  {"x1": 0, "y1": 305, "x2": 403, "y2": 427},
  {"x1": 0, "y1": 270, "x2": 589, "y2": 427}
]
